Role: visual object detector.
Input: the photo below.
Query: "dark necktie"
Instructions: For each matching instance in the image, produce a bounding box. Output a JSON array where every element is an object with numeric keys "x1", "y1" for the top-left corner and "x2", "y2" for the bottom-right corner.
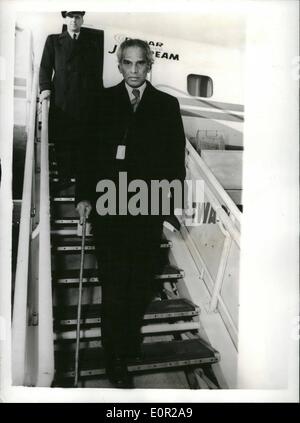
[
  {"x1": 73, "y1": 33, "x2": 77, "y2": 40},
  {"x1": 131, "y1": 89, "x2": 140, "y2": 112}
]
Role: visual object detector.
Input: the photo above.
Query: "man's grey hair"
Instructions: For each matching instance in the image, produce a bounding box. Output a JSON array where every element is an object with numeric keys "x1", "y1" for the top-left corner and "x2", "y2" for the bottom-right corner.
[{"x1": 117, "y1": 39, "x2": 154, "y2": 66}]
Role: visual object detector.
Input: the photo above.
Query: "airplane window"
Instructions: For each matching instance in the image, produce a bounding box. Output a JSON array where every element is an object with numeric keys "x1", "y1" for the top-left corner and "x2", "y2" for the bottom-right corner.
[{"x1": 187, "y1": 74, "x2": 213, "y2": 97}]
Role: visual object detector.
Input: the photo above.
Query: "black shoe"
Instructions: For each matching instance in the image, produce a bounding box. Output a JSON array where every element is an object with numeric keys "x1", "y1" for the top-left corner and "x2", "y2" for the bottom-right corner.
[{"x1": 106, "y1": 357, "x2": 134, "y2": 389}]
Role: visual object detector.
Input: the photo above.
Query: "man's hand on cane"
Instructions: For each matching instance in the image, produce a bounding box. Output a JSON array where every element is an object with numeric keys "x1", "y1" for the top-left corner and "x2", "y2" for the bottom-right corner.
[
  {"x1": 74, "y1": 200, "x2": 91, "y2": 387},
  {"x1": 76, "y1": 201, "x2": 92, "y2": 225}
]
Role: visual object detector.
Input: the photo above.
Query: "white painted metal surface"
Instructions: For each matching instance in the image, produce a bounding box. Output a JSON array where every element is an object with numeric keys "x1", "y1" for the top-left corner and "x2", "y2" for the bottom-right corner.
[
  {"x1": 183, "y1": 139, "x2": 241, "y2": 349},
  {"x1": 12, "y1": 70, "x2": 38, "y2": 386},
  {"x1": 201, "y1": 150, "x2": 243, "y2": 190},
  {"x1": 164, "y1": 137, "x2": 241, "y2": 386},
  {"x1": 210, "y1": 225, "x2": 232, "y2": 312},
  {"x1": 167, "y1": 229, "x2": 238, "y2": 388}
]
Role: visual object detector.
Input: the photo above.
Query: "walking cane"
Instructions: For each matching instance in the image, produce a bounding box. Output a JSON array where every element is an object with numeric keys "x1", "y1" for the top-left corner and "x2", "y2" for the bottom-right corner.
[{"x1": 74, "y1": 213, "x2": 87, "y2": 387}]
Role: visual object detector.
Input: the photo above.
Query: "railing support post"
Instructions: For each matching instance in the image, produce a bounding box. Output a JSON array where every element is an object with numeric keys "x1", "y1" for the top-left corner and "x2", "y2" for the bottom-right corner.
[
  {"x1": 209, "y1": 223, "x2": 232, "y2": 312},
  {"x1": 36, "y1": 98, "x2": 54, "y2": 386}
]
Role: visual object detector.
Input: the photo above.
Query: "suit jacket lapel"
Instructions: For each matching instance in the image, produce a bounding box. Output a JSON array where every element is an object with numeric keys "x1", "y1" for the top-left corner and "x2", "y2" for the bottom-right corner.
[
  {"x1": 116, "y1": 81, "x2": 133, "y2": 118},
  {"x1": 69, "y1": 31, "x2": 83, "y2": 61},
  {"x1": 72, "y1": 31, "x2": 90, "y2": 60},
  {"x1": 135, "y1": 81, "x2": 155, "y2": 117},
  {"x1": 59, "y1": 30, "x2": 86, "y2": 62},
  {"x1": 109, "y1": 82, "x2": 133, "y2": 143}
]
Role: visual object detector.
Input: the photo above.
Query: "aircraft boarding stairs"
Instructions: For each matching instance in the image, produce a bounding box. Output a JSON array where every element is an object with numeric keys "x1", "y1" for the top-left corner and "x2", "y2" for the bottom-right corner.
[
  {"x1": 49, "y1": 148, "x2": 220, "y2": 388},
  {"x1": 13, "y1": 93, "x2": 241, "y2": 389}
]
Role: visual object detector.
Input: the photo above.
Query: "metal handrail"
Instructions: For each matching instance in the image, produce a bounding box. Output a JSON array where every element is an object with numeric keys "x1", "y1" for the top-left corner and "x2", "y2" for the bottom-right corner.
[
  {"x1": 183, "y1": 138, "x2": 241, "y2": 347},
  {"x1": 186, "y1": 139, "x2": 241, "y2": 247},
  {"x1": 12, "y1": 69, "x2": 38, "y2": 385},
  {"x1": 36, "y1": 98, "x2": 54, "y2": 386},
  {"x1": 186, "y1": 139, "x2": 241, "y2": 231}
]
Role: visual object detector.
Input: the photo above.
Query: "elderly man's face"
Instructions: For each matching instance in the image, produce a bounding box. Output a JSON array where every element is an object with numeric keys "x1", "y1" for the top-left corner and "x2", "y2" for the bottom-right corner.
[
  {"x1": 65, "y1": 14, "x2": 83, "y2": 33},
  {"x1": 118, "y1": 46, "x2": 151, "y2": 88}
]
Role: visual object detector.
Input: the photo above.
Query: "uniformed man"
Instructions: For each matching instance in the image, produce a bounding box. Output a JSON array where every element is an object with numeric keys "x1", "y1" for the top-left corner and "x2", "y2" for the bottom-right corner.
[{"x1": 39, "y1": 11, "x2": 103, "y2": 184}]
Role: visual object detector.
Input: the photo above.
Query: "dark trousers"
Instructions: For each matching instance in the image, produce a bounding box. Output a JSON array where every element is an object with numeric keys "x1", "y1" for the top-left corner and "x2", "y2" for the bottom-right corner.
[{"x1": 93, "y1": 215, "x2": 163, "y2": 362}]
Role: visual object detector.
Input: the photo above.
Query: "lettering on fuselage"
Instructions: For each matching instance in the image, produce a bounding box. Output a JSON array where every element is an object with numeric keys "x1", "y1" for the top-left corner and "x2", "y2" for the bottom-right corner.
[
  {"x1": 202, "y1": 202, "x2": 217, "y2": 224},
  {"x1": 108, "y1": 35, "x2": 180, "y2": 61}
]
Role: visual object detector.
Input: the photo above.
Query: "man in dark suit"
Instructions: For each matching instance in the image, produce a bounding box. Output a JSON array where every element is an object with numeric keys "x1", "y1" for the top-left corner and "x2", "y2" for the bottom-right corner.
[
  {"x1": 76, "y1": 39, "x2": 186, "y2": 388},
  {"x1": 39, "y1": 11, "x2": 103, "y2": 183}
]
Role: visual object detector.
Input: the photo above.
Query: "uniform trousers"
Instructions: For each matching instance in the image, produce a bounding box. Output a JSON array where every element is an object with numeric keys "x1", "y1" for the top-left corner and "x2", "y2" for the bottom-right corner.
[{"x1": 49, "y1": 107, "x2": 88, "y2": 181}]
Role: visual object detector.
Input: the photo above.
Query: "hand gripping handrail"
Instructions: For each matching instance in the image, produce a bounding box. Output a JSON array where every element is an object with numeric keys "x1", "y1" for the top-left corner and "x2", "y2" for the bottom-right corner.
[
  {"x1": 12, "y1": 70, "x2": 38, "y2": 385},
  {"x1": 36, "y1": 98, "x2": 54, "y2": 386}
]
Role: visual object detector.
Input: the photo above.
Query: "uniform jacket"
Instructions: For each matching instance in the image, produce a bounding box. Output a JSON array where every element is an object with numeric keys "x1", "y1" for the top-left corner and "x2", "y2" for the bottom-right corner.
[
  {"x1": 76, "y1": 80, "x2": 186, "y2": 216},
  {"x1": 39, "y1": 29, "x2": 103, "y2": 122}
]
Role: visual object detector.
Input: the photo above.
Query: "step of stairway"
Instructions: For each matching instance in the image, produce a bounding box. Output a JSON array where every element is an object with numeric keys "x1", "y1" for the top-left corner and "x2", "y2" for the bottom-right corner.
[
  {"x1": 54, "y1": 299, "x2": 199, "y2": 327},
  {"x1": 53, "y1": 268, "x2": 99, "y2": 284},
  {"x1": 54, "y1": 319, "x2": 200, "y2": 341},
  {"x1": 50, "y1": 170, "x2": 59, "y2": 176},
  {"x1": 53, "y1": 264, "x2": 184, "y2": 285},
  {"x1": 52, "y1": 197, "x2": 75, "y2": 202},
  {"x1": 51, "y1": 234, "x2": 172, "y2": 250},
  {"x1": 51, "y1": 177, "x2": 76, "y2": 184},
  {"x1": 54, "y1": 338, "x2": 220, "y2": 380},
  {"x1": 51, "y1": 202, "x2": 78, "y2": 218},
  {"x1": 156, "y1": 264, "x2": 184, "y2": 280},
  {"x1": 51, "y1": 185, "x2": 75, "y2": 197},
  {"x1": 53, "y1": 244, "x2": 96, "y2": 253},
  {"x1": 50, "y1": 178, "x2": 75, "y2": 196},
  {"x1": 53, "y1": 218, "x2": 81, "y2": 225},
  {"x1": 51, "y1": 229, "x2": 93, "y2": 237}
]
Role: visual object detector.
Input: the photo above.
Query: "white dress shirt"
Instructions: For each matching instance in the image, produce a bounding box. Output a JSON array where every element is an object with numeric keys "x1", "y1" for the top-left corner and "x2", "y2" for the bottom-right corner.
[
  {"x1": 125, "y1": 82, "x2": 147, "y2": 103},
  {"x1": 68, "y1": 31, "x2": 80, "y2": 40}
]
